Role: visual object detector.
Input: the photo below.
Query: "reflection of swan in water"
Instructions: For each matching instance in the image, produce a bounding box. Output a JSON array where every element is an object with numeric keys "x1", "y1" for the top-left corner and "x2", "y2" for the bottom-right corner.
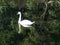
[{"x1": 17, "y1": 11, "x2": 35, "y2": 33}]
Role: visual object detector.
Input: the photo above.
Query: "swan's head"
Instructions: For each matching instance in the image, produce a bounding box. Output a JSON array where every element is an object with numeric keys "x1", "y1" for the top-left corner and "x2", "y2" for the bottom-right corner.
[{"x1": 17, "y1": 11, "x2": 21, "y2": 15}]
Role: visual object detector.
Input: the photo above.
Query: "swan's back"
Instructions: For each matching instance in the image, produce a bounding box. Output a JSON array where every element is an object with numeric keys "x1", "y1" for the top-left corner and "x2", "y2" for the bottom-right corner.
[{"x1": 21, "y1": 20, "x2": 35, "y2": 25}]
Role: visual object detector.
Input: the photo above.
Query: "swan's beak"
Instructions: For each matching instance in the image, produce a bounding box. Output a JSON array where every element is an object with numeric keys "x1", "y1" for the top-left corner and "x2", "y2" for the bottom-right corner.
[
  {"x1": 17, "y1": 13, "x2": 18, "y2": 15},
  {"x1": 17, "y1": 12, "x2": 18, "y2": 15}
]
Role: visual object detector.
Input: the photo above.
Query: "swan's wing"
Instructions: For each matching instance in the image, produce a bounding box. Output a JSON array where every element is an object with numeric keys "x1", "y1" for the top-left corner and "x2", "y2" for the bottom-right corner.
[
  {"x1": 21, "y1": 20, "x2": 35, "y2": 25},
  {"x1": 20, "y1": 20, "x2": 35, "y2": 27}
]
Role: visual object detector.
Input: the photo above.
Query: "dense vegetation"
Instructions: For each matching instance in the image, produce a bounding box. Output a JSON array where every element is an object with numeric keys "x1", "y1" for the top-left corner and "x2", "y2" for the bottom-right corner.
[{"x1": 0, "y1": 0, "x2": 60, "y2": 45}]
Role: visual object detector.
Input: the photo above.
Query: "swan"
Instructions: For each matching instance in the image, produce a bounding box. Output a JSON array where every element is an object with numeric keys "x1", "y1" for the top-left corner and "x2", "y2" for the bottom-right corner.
[{"x1": 17, "y1": 11, "x2": 35, "y2": 33}]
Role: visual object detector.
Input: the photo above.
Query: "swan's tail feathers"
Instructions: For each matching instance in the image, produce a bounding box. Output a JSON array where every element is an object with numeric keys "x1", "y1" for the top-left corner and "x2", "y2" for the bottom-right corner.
[{"x1": 32, "y1": 21, "x2": 35, "y2": 24}]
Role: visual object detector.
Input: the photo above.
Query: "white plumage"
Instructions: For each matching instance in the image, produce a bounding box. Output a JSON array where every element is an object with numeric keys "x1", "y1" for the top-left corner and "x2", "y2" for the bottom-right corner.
[
  {"x1": 18, "y1": 20, "x2": 35, "y2": 27},
  {"x1": 17, "y1": 11, "x2": 35, "y2": 33}
]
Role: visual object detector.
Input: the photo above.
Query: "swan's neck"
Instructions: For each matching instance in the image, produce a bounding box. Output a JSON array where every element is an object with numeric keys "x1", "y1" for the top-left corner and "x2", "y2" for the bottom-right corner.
[{"x1": 19, "y1": 13, "x2": 21, "y2": 21}]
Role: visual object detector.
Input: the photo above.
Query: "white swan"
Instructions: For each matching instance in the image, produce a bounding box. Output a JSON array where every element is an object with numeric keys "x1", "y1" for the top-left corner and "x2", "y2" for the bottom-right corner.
[{"x1": 17, "y1": 11, "x2": 35, "y2": 33}]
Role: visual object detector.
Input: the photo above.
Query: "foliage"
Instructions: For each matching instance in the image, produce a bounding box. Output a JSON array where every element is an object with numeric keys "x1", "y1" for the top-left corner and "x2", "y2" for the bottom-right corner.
[{"x1": 0, "y1": 0, "x2": 60, "y2": 45}]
